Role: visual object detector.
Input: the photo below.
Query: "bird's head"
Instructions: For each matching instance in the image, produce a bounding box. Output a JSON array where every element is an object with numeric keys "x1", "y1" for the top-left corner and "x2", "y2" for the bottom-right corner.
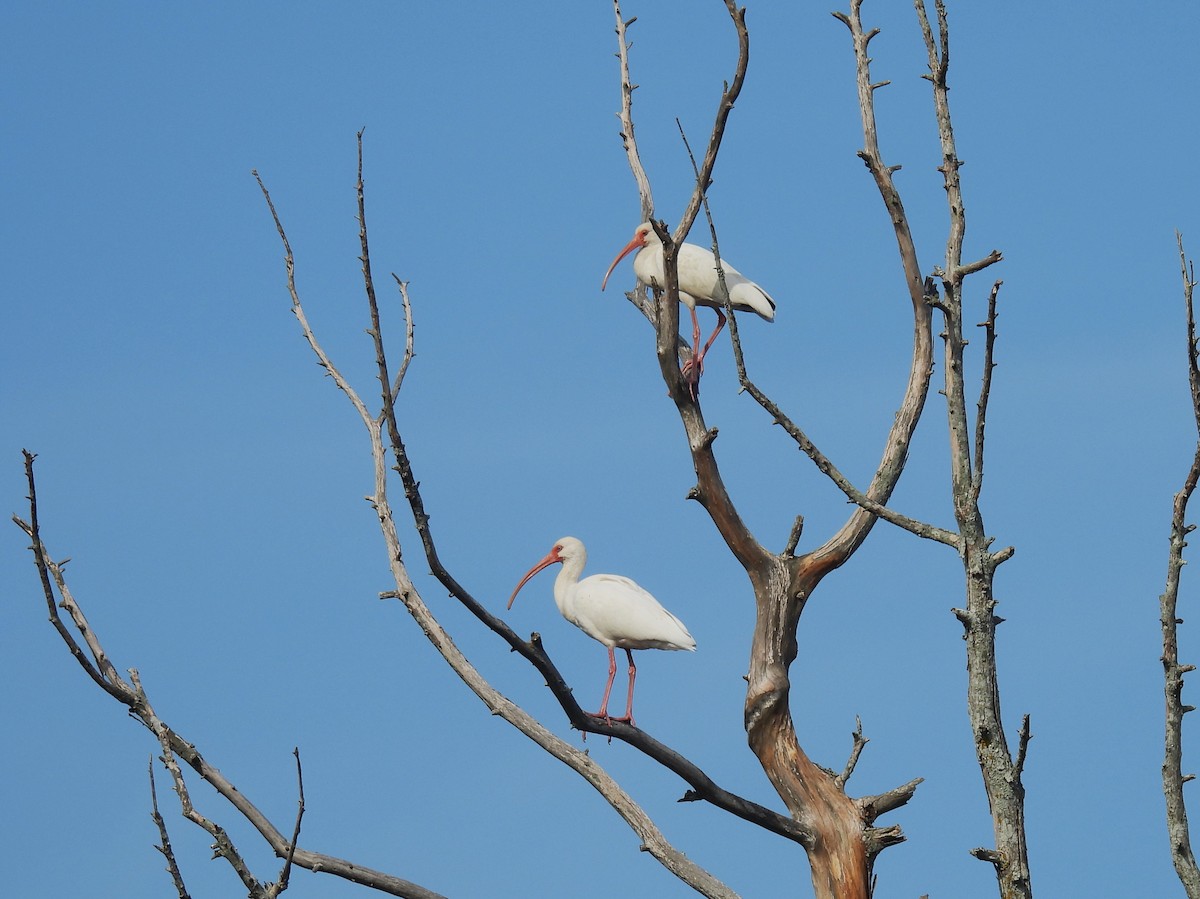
[
  {"x1": 507, "y1": 536, "x2": 584, "y2": 609},
  {"x1": 601, "y1": 222, "x2": 659, "y2": 291}
]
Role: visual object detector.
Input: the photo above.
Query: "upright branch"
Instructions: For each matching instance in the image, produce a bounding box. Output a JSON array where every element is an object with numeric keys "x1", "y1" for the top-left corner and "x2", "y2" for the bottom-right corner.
[
  {"x1": 612, "y1": 2, "x2": 654, "y2": 224},
  {"x1": 913, "y1": 2, "x2": 1028, "y2": 895},
  {"x1": 1162, "y1": 232, "x2": 1200, "y2": 897},
  {"x1": 148, "y1": 759, "x2": 192, "y2": 899}
]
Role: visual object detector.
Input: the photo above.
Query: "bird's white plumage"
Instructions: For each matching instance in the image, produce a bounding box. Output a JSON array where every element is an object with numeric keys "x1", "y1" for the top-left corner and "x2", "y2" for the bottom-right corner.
[{"x1": 558, "y1": 570, "x2": 695, "y2": 652}]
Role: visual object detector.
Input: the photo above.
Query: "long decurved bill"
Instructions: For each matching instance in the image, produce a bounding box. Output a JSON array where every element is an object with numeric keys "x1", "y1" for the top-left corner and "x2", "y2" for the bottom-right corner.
[
  {"x1": 507, "y1": 550, "x2": 561, "y2": 609},
  {"x1": 600, "y1": 233, "x2": 646, "y2": 291}
]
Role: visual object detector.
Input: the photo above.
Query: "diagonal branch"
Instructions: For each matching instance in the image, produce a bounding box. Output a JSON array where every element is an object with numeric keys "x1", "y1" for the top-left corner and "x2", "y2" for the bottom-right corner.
[
  {"x1": 671, "y1": 0, "x2": 749, "y2": 249},
  {"x1": 14, "y1": 476, "x2": 443, "y2": 897},
  {"x1": 813, "y1": 0, "x2": 936, "y2": 574}
]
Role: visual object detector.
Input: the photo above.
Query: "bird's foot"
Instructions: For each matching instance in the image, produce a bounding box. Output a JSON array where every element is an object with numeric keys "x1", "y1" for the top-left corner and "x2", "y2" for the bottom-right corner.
[
  {"x1": 680, "y1": 358, "x2": 703, "y2": 401},
  {"x1": 589, "y1": 710, "x2": 634, "y2": 728}
]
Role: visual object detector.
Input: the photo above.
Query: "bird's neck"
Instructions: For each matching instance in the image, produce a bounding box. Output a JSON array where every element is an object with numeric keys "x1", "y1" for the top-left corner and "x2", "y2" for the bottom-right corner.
[{"x1": 552, "y1": 556, "x2": 587, "y2": 619}]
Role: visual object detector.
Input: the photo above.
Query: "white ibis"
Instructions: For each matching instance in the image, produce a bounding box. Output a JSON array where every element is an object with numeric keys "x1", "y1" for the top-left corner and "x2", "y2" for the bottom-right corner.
[
  {"x1": 601, "y1": 221, "x2": 776, "y2": 388},
  {"x1": 507, "y1": 536, "x2": 695, "y2": 726}
]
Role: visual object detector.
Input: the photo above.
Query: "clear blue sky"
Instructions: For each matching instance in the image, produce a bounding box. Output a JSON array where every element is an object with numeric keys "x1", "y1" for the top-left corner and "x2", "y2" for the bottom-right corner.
[{"x1": 4, "y1": 2, "x2": 1199, "y2": 896}]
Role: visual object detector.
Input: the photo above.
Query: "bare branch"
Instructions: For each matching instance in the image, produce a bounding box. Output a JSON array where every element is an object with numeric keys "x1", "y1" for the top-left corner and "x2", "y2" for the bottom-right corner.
[
  {"x1": 612, "y1": 1, "x2": 654, "y2": 222},
  {"x1": 149, "y1": 757, "x2": 192, "y2": 899},
  {"x1": 835, "y1": 717, "x2": 869, "y2": 789},
  {"x1": 610, "y1": 0, "x2": 657, "y2": 322},
  {"x1": 389, "y1": 275, "x2": 416, "y2": 401},
  {"x1": 857, "y1": 777, "x2": 924, "y2": 824},
  {"x1": 741, "y1": 381, "x2": 958, "y2": 548},
  {"x1": 139, "y1": 670, "x2": 268, "y2": 899},
  {"x1": 784, "y1": 516, "x2": 805, "y2": 557},
  {"x1": 1162, "y1": 231, "x2": 1200, "y2": 896},
  {"x1": 972, "y1": 280, "x2": 1003, "y2": 501},
  {"x1": 808, "y1": 0, "x2": 936, "y2": 573},
  {"x1": 252, "y1": 170, "x2": 372, "y2": 424},
  {"x1": 914, "y1": 1, "x2": 1027, "y2": 893},
  {"x1": 1013, "y1": 715, "x2": 1032, "y2": 783},
  {"x1": 671, "y1": 0, "x2": 749, "y2": 247},
  {"x1": 15, "y1": 455, "x2": 127, "y2": 700},
  {"x1": 276, "y1": 748, "x2": 306, "y2": 895}
]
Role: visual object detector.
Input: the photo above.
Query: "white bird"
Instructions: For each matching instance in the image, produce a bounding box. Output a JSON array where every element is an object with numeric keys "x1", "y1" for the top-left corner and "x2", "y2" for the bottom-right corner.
[
  {"x1": 507, "y1": 536, "x2": 696, "y2": 726},
  {"x1": 601, "y1": 221, "x2": 776, "y2": 389}
]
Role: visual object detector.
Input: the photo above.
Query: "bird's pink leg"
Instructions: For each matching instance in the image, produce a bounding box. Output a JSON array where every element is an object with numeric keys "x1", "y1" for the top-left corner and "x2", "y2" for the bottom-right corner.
[
  {"x1": 681, "y1": 305, "x2": 705, "y2": 399},
  {"x1": 594, "y1": 646, "x2": 620, "y2": 722},
  {"x1": 592, "y1": 647, "x2": 637, "y2": 725},
  {"x1": 620, "y1": 649, "x2": 637, "y2": 725},
  {"x1": 698, "y1": 309, "x2": 728, "y2": 366},
  {"x1": 682, "y1": 309, "x2": 729, "y2": 400}
]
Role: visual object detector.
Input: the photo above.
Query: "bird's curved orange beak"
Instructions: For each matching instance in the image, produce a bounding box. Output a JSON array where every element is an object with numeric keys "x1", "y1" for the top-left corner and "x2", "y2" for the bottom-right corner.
[
  {"x1": 507, "y1": 547, "x2": 563, "y2": 609},
  {"x1": 600, "y1": 231, "x2": 647, "y2": 291}
]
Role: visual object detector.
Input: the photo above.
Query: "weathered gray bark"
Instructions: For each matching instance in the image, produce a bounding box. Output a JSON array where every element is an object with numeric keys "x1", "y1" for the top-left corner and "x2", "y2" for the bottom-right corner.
[
  {"x1": 1162, "y1": 233, "x2": 1200, "y2": 897},
  {"x1": 914, "y1": 2, "x2": 1030, "y2": 894}
]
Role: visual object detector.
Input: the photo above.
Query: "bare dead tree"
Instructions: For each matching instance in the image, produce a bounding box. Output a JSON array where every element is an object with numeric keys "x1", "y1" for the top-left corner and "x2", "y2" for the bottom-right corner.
[
  {"x1": 1163, "y1": 232, "x2": 1200, "y2": 897},
  {"x1": 17, "y1": 3, "x2": 1032, "y2": 897}
]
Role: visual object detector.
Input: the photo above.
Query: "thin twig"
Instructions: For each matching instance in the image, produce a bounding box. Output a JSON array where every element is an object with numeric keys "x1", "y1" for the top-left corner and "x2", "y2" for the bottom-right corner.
[
  {"x1": 675, "y1": 117, "x2": 748, "y2": 390},
  {"x1": 610, "y1": 0, "x2": 656, "y2": 322},
  {"x1": 149, "y1": 757, "x2": 192, "y2": 899},
  {"x1": 971, "y1": 280, "x2": 1003, "y2": 501},
  {"x1": 276, "y1": 748, "x2": 306, "y2": 893},
  {"x1": 1013, "y1": 714, "x2": 1032, "y2": 782},
  {"x1": 783, "y1": 516, "x2": 805, "y2": 557},
  {"x1": 612, "y1": 1, "x2": 654, "y2": 222},
  {"x1": 389, "y1": 276, "x2": 416, "y2": 401},
  {"x1": 745, "y1": 384, "x2": 958, "y2": 546},
  {"x1": 835, "y1": 717, "x2": 869, "y2": 789},
  {"x1": 139, "y1": 670, "x2": 267, "y2": 899}
]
